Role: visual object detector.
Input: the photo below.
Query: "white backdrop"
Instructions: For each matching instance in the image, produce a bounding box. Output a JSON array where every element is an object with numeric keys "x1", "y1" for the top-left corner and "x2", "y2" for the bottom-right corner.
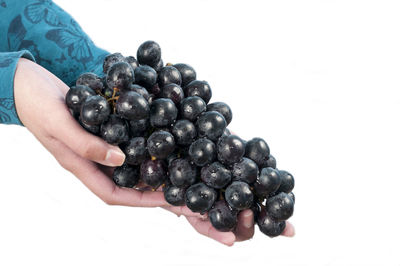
[{"x1": 1, "y1": 0, "x2": 400, "y2": 265}]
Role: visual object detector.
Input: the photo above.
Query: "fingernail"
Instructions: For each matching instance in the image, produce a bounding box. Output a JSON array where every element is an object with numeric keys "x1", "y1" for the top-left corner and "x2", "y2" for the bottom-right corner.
[
  {"x1": 244, "y1": 212, "x2": 253, "y2": 228},
  {"x1": 105, "y1": 148, "x2": 125, "y2": 166}
]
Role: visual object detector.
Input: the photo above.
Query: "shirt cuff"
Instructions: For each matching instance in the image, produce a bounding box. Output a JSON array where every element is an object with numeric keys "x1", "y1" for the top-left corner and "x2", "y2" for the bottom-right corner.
[{"x1": 0, "y1": 50, "x2": 35, "y2": 126}]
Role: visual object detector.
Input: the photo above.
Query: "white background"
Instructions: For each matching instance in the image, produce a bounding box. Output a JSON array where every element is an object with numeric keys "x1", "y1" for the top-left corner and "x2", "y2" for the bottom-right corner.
[{"x1": 1, "y1": 0, "x2": 400, "y2": 265}]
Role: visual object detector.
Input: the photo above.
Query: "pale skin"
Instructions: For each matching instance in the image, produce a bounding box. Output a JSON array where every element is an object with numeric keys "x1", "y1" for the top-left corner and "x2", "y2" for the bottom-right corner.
[{"x1": 13, "y1": 58, "x2": 295, "y2": 246}]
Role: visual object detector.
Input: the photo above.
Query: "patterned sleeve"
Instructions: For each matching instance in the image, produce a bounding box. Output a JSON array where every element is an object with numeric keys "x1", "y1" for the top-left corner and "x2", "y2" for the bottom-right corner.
[{"x1": 0, "y1": 0, "x2": 109, "y2": 125}]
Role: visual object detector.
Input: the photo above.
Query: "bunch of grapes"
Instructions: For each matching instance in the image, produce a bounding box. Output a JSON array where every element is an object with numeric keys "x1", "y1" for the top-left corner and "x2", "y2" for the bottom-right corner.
[{"x1": 65, "y1": 41, "x2": 295, "y2": 237}]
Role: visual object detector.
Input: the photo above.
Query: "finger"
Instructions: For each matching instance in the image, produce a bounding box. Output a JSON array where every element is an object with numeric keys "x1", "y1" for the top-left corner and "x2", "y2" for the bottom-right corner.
[
  {"x1": 282, "y1": 221, "x2": 295, "y2": 237},
  {"x1": 186, "y1": 216, "x2": 236, "y2": 246},
  {"x1": 46, "y1": 101, "x2": 125, "y2": 167},
  {"x1": 162, "y1": 206, "x2": 207, "y2": 218},
  {"x1": 235, "y1": 209, "x2": 255, "y2": 241},
  {"x1": 43, "y1": 136, "x2": 169, "y2": 207}
]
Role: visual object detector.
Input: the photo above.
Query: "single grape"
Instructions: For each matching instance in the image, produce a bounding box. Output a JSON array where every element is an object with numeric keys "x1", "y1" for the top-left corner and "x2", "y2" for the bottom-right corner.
[
  {"x1": 196, "y1": 111, "x2": 227, "y2": 141},
  {"x1": 103, "y1": 52, "x2": 125, "y2": 73},
  {"x1": 277, "y1": 170, "x2": 295, "y2": 193},
  {"x1": 80, "y1": 95, "x2": 111, "y2": 125},
  {"x1": 245, "y1": 138, "x2": 270, "y2": 167},
  {"x1": 225, "y1": 181, "x2": 254, "y2": 210},
  {"x1": 113, "y1": 164, "x2": 140, "y2": 188},
  {"x1": 125, "y1": 56, "x2": 139, "y2": 70},
  {"x1": 79, "y1": 115, "x2": 100, "y2": 135},
  {"x1": 163, "y1": 185, "x2": 186, "y2": 206},
  {"x1": 185, "y1": 183, "x2": 217, "y2": 213},
  {"x1": 147, "y1": 130, "x2": 175, "y2": 159},
  {"x1": 184, "y1": 80, "x2": 212, "y2": 103},
  {"x1": 257, "y1": 207, "x2": 286, "y2": 237},
  {"x1": 266, "y1": 192, "x2": 294, "y2": 221},
  {"x1": 180, "y1": 96, "x2": 207, "y2": 121},
  {"x1": 137, "y1": 40, "x2": 161, "y2": 68},
  {"x1": 66, "y1": 85, "x2": 96, "y2": 115},
  {"x1": 232, "y1": 157, "x2": 259, "y2": 184},
  {"x1": 100, "y1": 115, "x2": 129, "y2": 145},
  {"x1": 153, "y1": 59, "x2": 164, "y2": 72},
  {"x1": 126, "y1": 84, "x2": 150, "y2": 101},
  {"x1": 217, "y1": 135, "x2": 245, "y2": 165},
  {"x1": 254, "y1": 167, "x2": 281, "y2": 197},
  {"x1": 168, "y1": 158, "x2": 197, "y2": 188},
  {"x1": 129, "y1": 118, "x2": 150, "y2": 137},
  {"x1": 259, "y1": 154, "x2": 277, "y2": 169},
  {"x1": 116, "y1": 91, "x2": 150, "y2": 120},
  {"x1": 158, "y1": 66, "x2": 182, "y2": 87},
  {"x1": 134, "y1": 65, "x2": 157, "y2": 89},
  {"x1": 209, "y1": 200, "x2": 238, "y2": 232},
  {"x1": 207, "y1": 102, "x2": 232, "y2": 125},
  {"x1": 171, "y1": 119, "x2": 197, "y2": 146},
  {"x1": 150, "y1": 98, "x2": 178, "y2": 127},
  {"x1": 122, "y1": 137, "x2": 148, "y2": 165},
  {"x1": 173, "y1": 63, "x2": 196, "y2": 87},
  {"x1": 188, "y1": 138, "x2": 216, "y2": 167},
  {"x1": 76, "y1": 73, "x2": 104, "y2": 92},
  {"x1": 222, "y1": 128, "x2": 231, "y2": 137},
  {"x1": 288, "y1": 192, "x2": 295, "y2": 204},
  {"x1": 106, "y1": 61, "x2": 134, "y2": 90},
  {"x1": 160, "y1": 84, "x2": 184, "y2": 105},
  {"x1": 140, "y1": 159, "x2": 167, "y2": 189},
  {"x1": 201, "y1": 162, "x2": 232, "y2": 189}
]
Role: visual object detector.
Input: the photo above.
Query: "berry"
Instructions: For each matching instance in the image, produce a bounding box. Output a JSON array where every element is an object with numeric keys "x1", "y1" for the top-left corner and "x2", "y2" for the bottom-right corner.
[
  {"x1": 196, "y1": 111, "x2": 227, "y2": 141},
  {"x1": 225, "y1": 181, "x2": 254, "y2": 210},
  {"x1": 171, "y1": 119, "x2": 197, "y2": 146},
  {"x1": 106, "y1": 61, "x2": 134, "y2": 90},
  {"x1": 153, "y1": 59, "x2": 164, "y2": 72},
  {"x1": 245, "y1": 138, "x2": 270, "y2": 166},
  {"x1": 277, "y1": 170, "x2": 295, "y2": 193},
  {"x1": 80, "y1": 95, "x2": 111, "y2": 125},
  {"x1": 259, "y1": 154, "x2": 277, "y2": 169},
  {"x1": 134, "y1": 65, "x2": 157, "y2": 89},
  {"x1": 147, "y1": 130, "x2": 175, "y2": 159},
  {"x1": 103, "y1": 52, "x2": 125, "y2": 73},
  {"x1": 222, "y1": 128, "x2": 231, "y2": 137},
  {"x1": 164, "y1": 185, "x2": 186, "y2": 206},
  {"x1": 79, "y1": 116, "x2": 100, "y2": 135},
  {"x1": 232, "y1": 157, "x2": 259, "y2": 184},
  {"x1": 168, "y1": 158, "x2": 197, "y2": 188},
  {"x1": 116, "y1": 91, "x2": 150, "y2": 120},
  {"x1": 207, "y1": 102, "x2": 232, "y2": 125},
  {"x1": 137, "y1": 40, "x2": 161, "y2": 68},
  {"x1": 129, "y1": 119, "x2": 149, "y2": 137},
  {"x1": 122, "y1": 137, "x2": 148, "y2": 165},
  {"x1": 257, "y1": 208, "x2": 286, "y2": 237},
  {"x1": 113, "y1": 164, "x2": 140, "y2": 188},
  {"x1": 266, "y1": 192, "x2": 294, "y2": 221},
  {"x1": 185, "y1": 183, "x2": 217, "y2": 213},
  {"x1": 100, "y1": 115, "x2": 129, "y2": 145},
  {"x1": 184, "y1": 80, "x2": 212, "y2": 103},
  {"x1": 66, "y1": 85, "x2": 96, "y2": 115},
  {"x1": 150, "y1": 98, "x2": 178, "y2": 127},
  {"x1": 180, "y1": 96, "x2": 206, "y2": 121},
  {"x1": 201, "y1": 162, "x2": 232, "y2": 189},
  {"x1": 160, "y1": 84, "x2": 184, "y2": 105},
  {"x1": 288, "y1": 192, "x2": 295, "y2": 203},
  {"x1": 254, "y1": 167, "x2": 281, "y2": 197},
  {"x1": 76, "y1": 73, "x2": 103, "y2": 92},
  {"x1": 173, "y1": 63, "x2": 196, "y2": 87},
  {"x1": 158, "y1": 66, "x2": 182, "y2": 87},
  {"x1": 209, "y1": 201, "x2": 238, "y2": 232},
  {"x1": 125, "y1": 56, "x2": 139, "y2": 70},
  {"x1": 140, "y1": 159, "x2": 167, "y2": 189},
  {"x1": 126, "y1": 84, "x2": 150, "y2": 101},
  {"x1": 217, "y1": 135, "x2": 245, "y2": 165},
  {"x1": 189, "y1": 138, "x2": 216, "y2": 167}
]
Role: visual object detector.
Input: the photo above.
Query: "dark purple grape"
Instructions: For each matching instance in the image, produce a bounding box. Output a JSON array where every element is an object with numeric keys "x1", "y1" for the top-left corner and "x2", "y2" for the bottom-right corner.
[
  {"x1": 140, "y1": 159, "x2": 167, "y2": 189},
  {"x1": 122, "y1": 137, "x2": 148, "y2": 165},
  {"x1": 66, "y1": 85, "x2": 96, "y2": 115},
  {"x1": 209, "y1": 200, "x2": 238, "y2": 232},
  {"x1": 185, "y1": 183, "x2": 217, "y2": 213},
  {"x1": 225, "y1": 181, "x2": 254, "y2": 210},
  {"x1": 116, "y1": 91, "x2": 149, "y2": 120},
  {"x1": 180, "y1": 96, "x2": 206, "y2": 121},
  {"x1": 147, "y1": 130, "x2": 175, "y2": 159},
  {"x1": 76, "y1": 73, "x2": 104, "y2": 92},
  {"x1": 168, "y1": 158, "x2": 197, "y2": 188},
  {"x1": 257, "y1": 207, "x2": 286, "y2": 237},
  {"x1": 106, "y1": 61, "x2": 134, "y2": 90},
  {"x1": 171, "y1": 119, "x2": 197, "y2": 146},
  {"x1": 158, "y1": 66, "x2": 182, "y2": 87},
  {"x1": 160, "y1": 84, "x2": 184, "y2": 105},
  {"x1": 126, "y1": 84, "x2": 150, "y2": 101},
  {"x1": 100, "y1": 115, "x2": 129, "y2": 145},
  {"x1": 259, "y1": 154, "x2": 277, "y2": 169},
  {"x1": 232, "y1": 157, "x2": 259, "y2": 184},
  {"x1": 163, "y1": 185, "x2": 186, "y2": 206},
  {"x1": 201, "y1": 162, "x2": 232, "y2": 189},
  {"x1": 222, "y1": 128, "x2": 231, "y2": 137},
  {"x1": 153, "y1": 59, "x2": 164, "y2": 72},
  {"x1": 196, "y1": 111, "x2": 227, "y2": 141},
  {"x1": 80, "y1": 95, "x2": 111, "y2": 125},
  {"x1": 217, "y1": 135, "x2": 245, "y2": 165},
  {"x1": 173, "y1": 63, "x2": 196, "y2": 87},
  {"x1": 266, "y1": 192, "x2": 294, "y2": 221},
  {"x1": 79, "y1": 116, "x2": 100, "y2": 135},
  {"x1": 245, "y1": 138, "x2": 270, "y2": 167},
  {"x1": 254, "y1": 167, "x2": 281, "y2": 197},
  {"x1": 129, "y1": 119, "x2": 149, "y2": 137},
  {"x1": 150, "y1": 98, "x2": 178, "y2": 127},
  {"x1": 125, "y1": 56, "x2": 139, "y2": 70},
  {"x1": 134, "y1": 65, "x2": 157, "y2": 89},
  {"x1": 184, "y1": 80, "x2": 212, "y2": 103},
  {"x1": 137, "y1": 40, "x2": 161, "y2": 68},
  {"x1": 207, "y1": 102, "x2": 233, "y2": 125},
  {"x1": 277, "y1": 170, "x2": 295, "y2": 193},
  {"x1": 103, "y1": 52, "x2": 125, "y2": 73},
  {"x1": 113, "y1": 164, "x2": 140, "y2": 188},
  {"x1": 288, "y1": 192, "x2": 295, "y2": 203},
  {"x1": 148, "y1": 83, "x2": 161, "y2": 95},
  {"x1": 188, "y1": 138, "x2": 216, "y2": 167}
]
